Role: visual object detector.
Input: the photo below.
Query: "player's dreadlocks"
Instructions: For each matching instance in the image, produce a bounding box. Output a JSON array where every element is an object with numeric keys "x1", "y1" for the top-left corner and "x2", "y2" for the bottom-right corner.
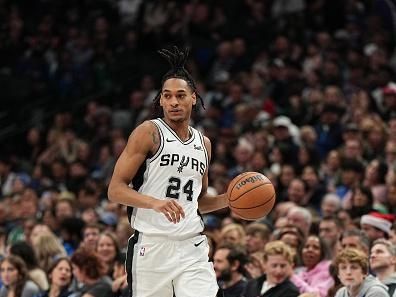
[{"x1": 152, "y1": 46, "x2": 204, "y2": 118}]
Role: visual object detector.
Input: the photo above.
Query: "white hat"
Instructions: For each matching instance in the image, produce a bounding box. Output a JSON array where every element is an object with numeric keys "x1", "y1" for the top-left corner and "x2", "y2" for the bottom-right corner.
[
  {"x1": 361, "y1": 214, "x2": 392, "y2": 234},
  {"x1": 273, "y1": 116, "x2": 292, "y2": 129}
]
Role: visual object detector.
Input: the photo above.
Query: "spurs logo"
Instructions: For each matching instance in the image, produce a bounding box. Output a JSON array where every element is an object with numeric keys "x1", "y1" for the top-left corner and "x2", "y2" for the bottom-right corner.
[{"x1": 177, "y1": 156, "x2": 189, "y2": 173}]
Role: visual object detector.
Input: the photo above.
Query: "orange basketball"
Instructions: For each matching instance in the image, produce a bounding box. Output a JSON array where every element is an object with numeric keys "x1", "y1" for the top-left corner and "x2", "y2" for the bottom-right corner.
[{"x1": 227, "y1": 172, "x2": 276, "y2": 221}]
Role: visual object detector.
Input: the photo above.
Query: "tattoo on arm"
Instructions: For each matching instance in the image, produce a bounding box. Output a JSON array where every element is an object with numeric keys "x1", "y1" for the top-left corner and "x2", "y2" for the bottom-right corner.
[{"x1": 151, "y1": 131, "x2": 159, "y2": 144}]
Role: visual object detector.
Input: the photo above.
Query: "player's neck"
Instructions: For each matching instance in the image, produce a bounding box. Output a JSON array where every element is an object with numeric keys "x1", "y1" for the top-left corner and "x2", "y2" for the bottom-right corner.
[{"x1": 163, "y1": 118, "x2": 190, "y2": 141}]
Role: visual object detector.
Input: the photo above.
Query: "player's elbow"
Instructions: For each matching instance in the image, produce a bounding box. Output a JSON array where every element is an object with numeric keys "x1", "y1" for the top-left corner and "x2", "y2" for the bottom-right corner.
[{"x1": 107, "y1": 181, "x2": 118, "y2": 202}]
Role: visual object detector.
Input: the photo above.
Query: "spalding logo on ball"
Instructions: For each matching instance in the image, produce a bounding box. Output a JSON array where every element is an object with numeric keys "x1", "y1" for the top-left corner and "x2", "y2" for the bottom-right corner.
[{"x1": 227, "y1": 172, "x2": 276, "y2": 221}]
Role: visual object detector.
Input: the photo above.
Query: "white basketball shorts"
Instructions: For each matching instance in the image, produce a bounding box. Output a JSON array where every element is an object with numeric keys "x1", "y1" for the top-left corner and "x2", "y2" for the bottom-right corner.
[{"x1": 126, "y1": 232, "x2": 218, "y2": 297}]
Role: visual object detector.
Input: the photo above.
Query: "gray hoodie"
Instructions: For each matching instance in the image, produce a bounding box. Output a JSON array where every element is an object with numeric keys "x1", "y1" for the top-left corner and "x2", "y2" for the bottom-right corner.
[
  {"x1": 334, "y1": 275, "x2": 389, "y2": 297},
  {"x1": 382, "y1": 273, "x2": 396, "y2": 297}
]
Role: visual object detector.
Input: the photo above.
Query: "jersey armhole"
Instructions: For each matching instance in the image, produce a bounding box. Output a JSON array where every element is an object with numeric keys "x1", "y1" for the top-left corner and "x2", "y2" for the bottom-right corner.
[{"x1": 149, "y1": 120, "x2": 164, "y2": 162}]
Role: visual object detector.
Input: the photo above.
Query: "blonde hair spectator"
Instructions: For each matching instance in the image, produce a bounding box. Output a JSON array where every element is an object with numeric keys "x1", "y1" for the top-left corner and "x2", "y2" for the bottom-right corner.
[
  {"x1": 220, "y1": 223, "x2": 246, "y2": 245},
  {"x1": 33, "y1": 232, "x2": 67, "y2": 272}
]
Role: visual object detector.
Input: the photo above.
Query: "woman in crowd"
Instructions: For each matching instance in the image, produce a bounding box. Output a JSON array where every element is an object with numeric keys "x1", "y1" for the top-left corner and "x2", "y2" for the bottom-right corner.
[
  {"x1": 33, "y1": 232, "x2": 67, "y2": 272},
  {"x1": 0, "y1": 255, "x2": 41, "y2": 297},
  {"x1": 242, "y1": 240, "x2": 300, "y2": 297},
  {"x1": 334, "y1": 248, "x2": 388, "y2": 297},
  {"x1": 348, "y1": 185, "x2": 374, "y2": 219},
  {"x1": 96, "y1": 232, "x2": 120, "y2": 277},
  {"x1": 70, "y1": 247, "x2": 112, "y2": 297},
  {"x1": 220, "y1": 223, "x2": 246, "y2": 245},
  {"x1": 291, "y1": 235, "x2": 333, "y2": 297},
  {"x1": 36, "y1": 257, "x2": 73, "y2": 297},
  {"x1": 9, "y1": 241, "x2": 49, "y2": 291}
]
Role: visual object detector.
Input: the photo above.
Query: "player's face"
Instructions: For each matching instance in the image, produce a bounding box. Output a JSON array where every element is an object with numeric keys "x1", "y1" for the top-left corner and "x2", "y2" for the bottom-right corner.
[
  {"x1": 160, "y1": 78, "x2": 196, "y2": 123},
  {"x1": 337, "y1": 261, "x2": 365, "y2": 288},
  {"x1": 264, "y1": 255, "x2": 292, "y2": 286}
]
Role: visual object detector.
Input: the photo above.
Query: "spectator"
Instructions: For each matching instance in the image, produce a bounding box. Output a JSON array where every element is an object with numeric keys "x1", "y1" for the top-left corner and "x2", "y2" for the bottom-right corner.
[
  {"x1": 220, "y1": 223, "x2": 246, "y2": 246},
  {"x1": 291, "y1": 235, "x2": 334, "y2": 297},
  {"x1": 9, "y1": 241, "x2": 49, "y2": 291},
  {"x1": 81, "y1": 223, "x2": 102, "y2": 250},
  {"x1": 32, "y1": 232, "x2": 67, "y2": 272},
  {"x1": 36, "y1": 257, "x2": 73, "y2": 297},
  {"x1": 244, "y1": 223, "x2": 271, "y2": 255},
  {"x1": 369, "y1": 239, "x2": 396, "y2": 296},
  {"x1": 319, "y1": 216, "x2": 343, "y2": 258},
  {"x1": 361, "y1": 212, "x2": 392, "y2": 243},
  {"x1": 339, "y1": 229, "x2": 370, "y2": 255},
  {"x1": 242, "y1": 240, "x2": 300, "y2": 297},
  {"x1": 286, "y1": 206, "x2": 312, "y2": 237},
  {"x1": 0, "y1": 255, "x2": 40, "y2": 297},
  {"x1": 96, "y1": 232, "x2": 121, "y2": 277},
  {"x1": 70, "y1": 247, "x2": 112, "y2": 297},
  {"x1": 213, "y1": 243, "x2": 249, "y2": 297},
  {"x1": 320, "y1": 194, "x2": 341, "y2": 217},
  {"x1": 111, "y1": 253, "x2": 128, "y2": 297},
  {"x1": 334, "y1": 248, "x2": 388, "y2": 297}
]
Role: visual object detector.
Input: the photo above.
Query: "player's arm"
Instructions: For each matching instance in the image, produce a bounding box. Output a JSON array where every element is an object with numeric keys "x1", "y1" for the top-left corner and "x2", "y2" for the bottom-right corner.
[
  {"x1": 108, "y1": 121, "x2": 185, "y2": 223},
  {"x1": 198, "y1": 136, "x2": 229, "y2": 214}
]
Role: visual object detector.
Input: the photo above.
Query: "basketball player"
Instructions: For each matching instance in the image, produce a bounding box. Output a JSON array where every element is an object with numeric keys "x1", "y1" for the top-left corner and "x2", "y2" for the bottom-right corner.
[{"x1": 108, "y1": 47, "x2": 229, "y2": 297}]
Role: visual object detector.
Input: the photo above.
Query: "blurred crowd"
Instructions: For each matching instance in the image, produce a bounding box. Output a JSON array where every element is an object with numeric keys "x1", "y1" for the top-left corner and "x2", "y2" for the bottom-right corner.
[{"x1": 2, "y1": 0, "x2": 396, "y2": 296}]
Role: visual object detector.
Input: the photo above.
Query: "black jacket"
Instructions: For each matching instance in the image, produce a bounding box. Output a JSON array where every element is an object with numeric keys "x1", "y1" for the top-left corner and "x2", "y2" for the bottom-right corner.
[{"x1": 241, "y1": 274, "x2": 300, "y2": 297}]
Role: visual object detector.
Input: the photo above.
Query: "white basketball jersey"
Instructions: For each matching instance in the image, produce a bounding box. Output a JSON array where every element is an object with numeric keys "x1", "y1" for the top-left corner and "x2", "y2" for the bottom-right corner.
[{"x1": 130, "y1": 118, "x2": 208, "y2": 238}]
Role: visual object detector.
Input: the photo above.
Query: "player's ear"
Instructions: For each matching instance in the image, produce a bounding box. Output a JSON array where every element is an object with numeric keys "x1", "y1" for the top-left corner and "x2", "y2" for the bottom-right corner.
[
  {"x1": 192, "y1": 92, "x2": 197, "y2": 106},
  {"x1": 159, "y1": 92, "x2": 164, "y2": 107}
]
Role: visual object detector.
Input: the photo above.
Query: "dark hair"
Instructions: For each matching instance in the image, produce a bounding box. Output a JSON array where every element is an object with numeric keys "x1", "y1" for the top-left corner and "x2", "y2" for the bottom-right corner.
[
  {"x1": 217, "y1": 243, "x2": 249, "y2": 276},
  {"x1": 9, "y1": 241, "x2": 38, "y2": 270},
  {"x1": 47, "y1": 257, "x2": 73, "y2": 287},
  {"x1": 339, "y1": 229, "x2": 370, "y2": 252},
  {"x1": 70, "y1": 247, "x2": 105, "y2": 280},
  {"x1": 152, "y1": 46, "x2": 204, "y2": 118},
  {"x1": 321, "y1": 215, "x2": 343, "y2": 229},
  {"x1": 304, "y1": 234, "x2": 330, "y2": 263},
  {"x1": 0, "y1": 255, "x2": 29, "y2": 297}
]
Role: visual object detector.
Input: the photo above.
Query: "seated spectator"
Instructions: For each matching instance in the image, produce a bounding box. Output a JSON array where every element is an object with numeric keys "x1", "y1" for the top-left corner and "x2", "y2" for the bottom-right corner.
[
  {"x1": 369, "y1": 239, "x2": 396, "y2": 296},
  {"x1": 339, "y1": 229, "x2": 370, "y2": 255},
  {"x1": 9, "y1": 241, "x2": 49, "y2": 290},
  {"x1": 36, "y1": 257, "x2": 73, "y2": 297},
  {"x1": 220, "y1": 223, "x2": 246, "y2": 245},
  {"x1": 0, "y1": 255, "x2": 41, "y2": 297},
  {"x1": 70, "y1": 247, "x2": 113, "y2": 297},
  {"x1": 111, "y1": 253, "x2": 128, "y2": 297},
  {"x1": 348, "y1": 185, "x2": 374, "y2": 219},
  {"x1": 360, "y1": 212, "x2": 392, "y2": 243},
  {"x1": 96, "y1": 231, "x2": 121, "y2": 277},
  {"x1": 214, "y1": 243, "x2": 249, "y2": 297},
  {"x1": 320, "y1": 193, "x2": 341, "y2": 218},
  {"x1": 242, "y1": 241, "x2": 300, "y2": 297},
  {"x1": 291, "y1": 235, "x2": 334, "y2": 297},
  {"x1": 277, "y1": 225, "x2": 305, "y2": 266},
  {"x1": 319, "y1": 216, "x2": 343, "y2": 258},
  {"x1": 333, "y1": 248, "x2": 388, "y2": 297},
  {"x1": 286, "y1": 206, "x2": 312, "y2": 237},
  {"x1": 32, "y1": 232, "x2": 67, "y2": 272},
  {"x1": 81, "y1": 223, "x2": 102, "y2": 250},
  {"x1": 244, "y1": 223, "x2": 270, "y2": 255}
]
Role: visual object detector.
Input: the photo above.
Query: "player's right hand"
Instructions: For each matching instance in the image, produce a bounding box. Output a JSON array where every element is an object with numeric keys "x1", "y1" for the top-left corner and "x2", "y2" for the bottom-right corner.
[{"x1": 152, "y1": 199, "x2": 185, "y2": 224}]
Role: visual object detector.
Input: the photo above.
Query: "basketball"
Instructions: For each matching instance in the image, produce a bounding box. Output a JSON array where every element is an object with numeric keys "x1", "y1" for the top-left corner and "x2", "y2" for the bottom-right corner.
[{"x1": 227, "y1": 172, "x2": 276, "y2": 220}]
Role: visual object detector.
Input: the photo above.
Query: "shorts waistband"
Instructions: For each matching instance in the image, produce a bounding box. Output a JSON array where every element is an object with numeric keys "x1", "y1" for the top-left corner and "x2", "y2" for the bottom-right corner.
[{"x1": 137, "y1": 232, "x2": 203, "y2": 242}]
